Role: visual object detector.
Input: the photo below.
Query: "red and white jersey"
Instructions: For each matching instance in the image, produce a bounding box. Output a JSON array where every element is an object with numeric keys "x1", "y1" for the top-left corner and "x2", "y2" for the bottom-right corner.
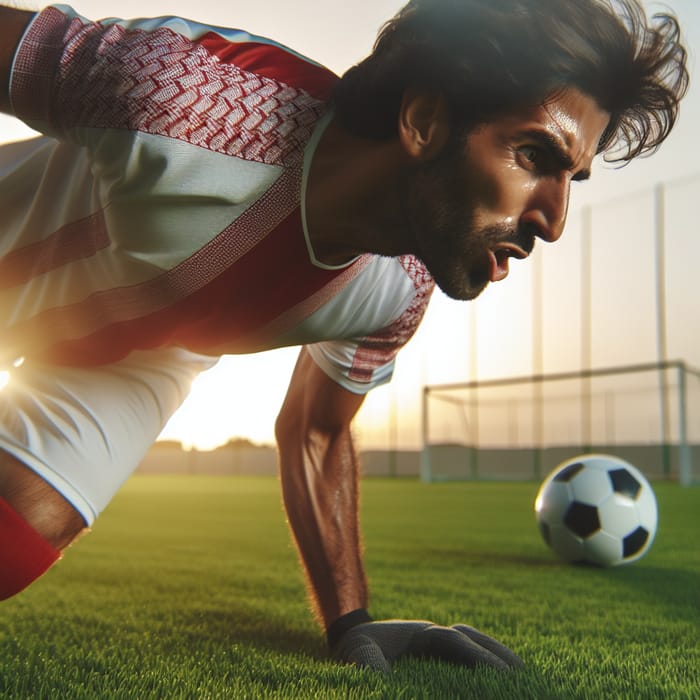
[{"x1": 2, "y1": 5, "x2": 435, "y2": 393}]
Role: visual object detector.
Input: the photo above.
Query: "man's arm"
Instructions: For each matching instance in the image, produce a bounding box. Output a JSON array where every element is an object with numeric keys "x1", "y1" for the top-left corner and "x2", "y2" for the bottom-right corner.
[
  {"x1": 0, "y1": 6, "x2": 35, "y2": 114},
  {"x1": 276, "y1": 348, "x2": 524, "y2": 673},
  {"x1": 275, "y1": 348, "x2": 368, "y2": 628}
]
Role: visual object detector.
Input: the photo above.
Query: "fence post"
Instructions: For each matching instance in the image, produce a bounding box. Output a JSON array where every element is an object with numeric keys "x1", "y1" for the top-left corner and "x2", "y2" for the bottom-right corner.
[
  {"x1": 678, "y1": 362, "x2": 692, "y2": 486},
  {"x1": 581, "y1": 206, "x2": 592, "y2": 452},
  {"x1": 654, "y1": 186, "x2": 672, "y2": 479},
  {"x1": 421, "y1": 386, "x2": 431, "y2": 482}
]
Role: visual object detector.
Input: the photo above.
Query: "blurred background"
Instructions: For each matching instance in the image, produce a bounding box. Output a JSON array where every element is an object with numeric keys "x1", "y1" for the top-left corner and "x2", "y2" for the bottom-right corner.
[{"x1": 1, "y1": 1, "x2": 698, "y2": 481}]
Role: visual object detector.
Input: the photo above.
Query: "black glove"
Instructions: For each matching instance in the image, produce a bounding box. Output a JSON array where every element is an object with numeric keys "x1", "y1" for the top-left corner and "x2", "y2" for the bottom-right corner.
[{"x1": 327, "y1": 609, "x2": 523, "y2": 673}]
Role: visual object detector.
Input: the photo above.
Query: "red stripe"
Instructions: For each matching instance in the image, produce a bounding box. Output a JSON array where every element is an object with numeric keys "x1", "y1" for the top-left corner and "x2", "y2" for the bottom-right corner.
[
  {"x1": 3, "y1": 165, "x2": 301, "y2": 365},
  {"x1": 198, "y1": 33, "x2": 338, "y2": 101},
  {"x1": 174, "y1": 209, "x2": 352, "y2": 348},
  {"x1": 0, "y1": 211, "x2": 110, "y2": 290},
  {"x1": 23, "y1": 209, "x2": 358, "y2": 366}
]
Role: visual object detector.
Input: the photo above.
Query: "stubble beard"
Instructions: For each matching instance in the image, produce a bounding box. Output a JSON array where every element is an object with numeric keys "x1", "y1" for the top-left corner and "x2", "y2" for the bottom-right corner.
[
  {"x1": 400, "y1": 141, "x2": 527, "y2": 301},
  {"x1": 399, "y1": 142, "x2": 485, "y2": 300}
]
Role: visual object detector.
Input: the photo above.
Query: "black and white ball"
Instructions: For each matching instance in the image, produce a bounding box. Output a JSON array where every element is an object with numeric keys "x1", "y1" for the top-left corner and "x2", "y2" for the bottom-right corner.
[{"x1": 535, "y1": 454, "x2": 658, "y2": 567}]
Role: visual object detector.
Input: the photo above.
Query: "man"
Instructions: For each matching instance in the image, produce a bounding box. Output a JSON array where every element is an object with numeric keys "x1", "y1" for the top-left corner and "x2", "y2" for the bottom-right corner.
[{"x1": 0, "y1": 0, "x2": 687, "y2": 673}]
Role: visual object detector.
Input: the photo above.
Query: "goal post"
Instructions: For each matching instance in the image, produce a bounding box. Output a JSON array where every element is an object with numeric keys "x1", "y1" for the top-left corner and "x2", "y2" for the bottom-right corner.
[{"x1": 421, "y1": 360, "x2": 699, "y2": 486}]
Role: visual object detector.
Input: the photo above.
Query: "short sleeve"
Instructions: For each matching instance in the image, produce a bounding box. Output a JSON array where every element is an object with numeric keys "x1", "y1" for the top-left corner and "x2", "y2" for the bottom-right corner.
[
  {"x1": 306, "y1": 339, "x2": 396, "y2": 395},
  {"x1": 307, "y1": 255, "x2": 435, "y2": 394}
]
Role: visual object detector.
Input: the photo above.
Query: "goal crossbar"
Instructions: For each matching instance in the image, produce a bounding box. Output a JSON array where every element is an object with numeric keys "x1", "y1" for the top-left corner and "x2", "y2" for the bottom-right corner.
[{"x1": 422, "y1": 360, "x2": 699, "y2": 486}]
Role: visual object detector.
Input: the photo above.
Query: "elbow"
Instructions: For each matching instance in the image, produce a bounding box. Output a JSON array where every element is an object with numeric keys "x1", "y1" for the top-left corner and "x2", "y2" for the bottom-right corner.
[
  {"x1": 275, "y1": 404, "x2": 300, "y2": 453},
  {"x1": 274, "y1": 412, "x2": 287, "y2": 449}
]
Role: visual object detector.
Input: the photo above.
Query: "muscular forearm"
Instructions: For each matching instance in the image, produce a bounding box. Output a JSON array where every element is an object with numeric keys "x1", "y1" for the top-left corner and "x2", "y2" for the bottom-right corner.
[
  {"x1": 276, "y1": 348, "x2": 369, "y2": 629},
  {"x1": 278, "y1": 420, "x2": 526, "y2": 674},
  {"x1": 277, "y1": 423, "x2": 368, "y2": 627},
  {"x1": 275, "y1": 351, "x2": 524, "y2": 672},
  {"x1": 0, "y1": 6, "x2": 35, "y2": 114}
]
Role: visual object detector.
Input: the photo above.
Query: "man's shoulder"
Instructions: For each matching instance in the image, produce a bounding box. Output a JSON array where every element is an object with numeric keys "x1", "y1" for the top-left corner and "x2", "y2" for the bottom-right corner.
[
  {"x1": 353, "y1": 254, "x2": 434, "y2": 294},
  {"x1": 11, "y1": 6, "x2": 337, "y2": 160},
  {"x1": 394, "y1": 255, "x2": 435, "y2": 293}
]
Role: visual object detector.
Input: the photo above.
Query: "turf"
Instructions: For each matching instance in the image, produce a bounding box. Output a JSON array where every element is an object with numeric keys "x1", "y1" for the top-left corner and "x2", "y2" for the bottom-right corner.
[{"x1": 1, "y1": 476, "x2": 698, "y2": 699}]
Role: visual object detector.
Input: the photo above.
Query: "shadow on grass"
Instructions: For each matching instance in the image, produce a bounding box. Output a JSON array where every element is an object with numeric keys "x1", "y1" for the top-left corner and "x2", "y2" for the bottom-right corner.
[
  {"x1": 137, "y1": 605, "x2": 536, "y2": 699},
  {"x1": 171, "y1": 605, "x2": 324, "y2": 659},
  {"x1": 450, "y1": 547, "x2": 700, "y2": 623},
  {"x1": 387, "y1": 544, "x2": 564, "y2": 568},
  {"x1": 588, "y1": 563, "x2": 700, "y2": 619}
]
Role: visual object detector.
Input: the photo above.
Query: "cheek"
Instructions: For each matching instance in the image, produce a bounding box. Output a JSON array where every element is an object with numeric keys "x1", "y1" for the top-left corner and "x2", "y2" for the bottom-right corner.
[
  {"x1": 405, "y1": 161, "x2": 465, "y2": 233},
  {"x1": 471, "y1": 168, "x2": 535, "y2": 226},
  {"x1": 463, "y1": 140, "x2": 532, "y2": 220}
]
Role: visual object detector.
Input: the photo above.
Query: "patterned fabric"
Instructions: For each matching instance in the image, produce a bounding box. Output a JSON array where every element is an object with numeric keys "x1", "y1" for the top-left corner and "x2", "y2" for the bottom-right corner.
[
  {"x1": 349, "y1": 256, "x2": 435, "y2": 382},
  {"x1": 13, "y1": 8, "x2": 324, "y2": 165},
  {"x1": 4, "y1": 5, "x2": 435, "y2": 392}
]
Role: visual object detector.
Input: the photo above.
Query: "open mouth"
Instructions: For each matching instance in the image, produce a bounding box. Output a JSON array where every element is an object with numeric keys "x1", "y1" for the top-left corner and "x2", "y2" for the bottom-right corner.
[{"x1": 488, "y1": 244, "x2": 529, "y2": 282}]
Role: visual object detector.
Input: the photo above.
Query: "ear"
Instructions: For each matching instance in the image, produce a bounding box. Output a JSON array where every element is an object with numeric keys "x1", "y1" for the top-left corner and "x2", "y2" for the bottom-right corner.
[{"x1": 398, "y1": 89, "x2": 451, "y2": 161}]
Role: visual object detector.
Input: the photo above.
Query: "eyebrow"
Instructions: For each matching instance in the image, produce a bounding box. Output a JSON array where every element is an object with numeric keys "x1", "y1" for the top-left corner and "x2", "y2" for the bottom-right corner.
[{"x1": 522, "y1": 129, "x2": 591, "y2": 181}]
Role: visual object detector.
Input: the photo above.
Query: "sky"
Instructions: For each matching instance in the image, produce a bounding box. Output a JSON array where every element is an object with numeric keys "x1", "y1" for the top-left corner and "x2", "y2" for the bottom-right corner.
[{"x1": 1, "y1": 0, "x2": 698, "y2": 451}]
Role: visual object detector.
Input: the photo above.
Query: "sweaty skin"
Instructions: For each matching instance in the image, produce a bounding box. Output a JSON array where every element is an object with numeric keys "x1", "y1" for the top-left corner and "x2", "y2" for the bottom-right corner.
[
  {"x1": 404, "y1": 88, "x2": 611, "y2": 300},
  {"x1": 303, "y1": 88, "x2": 609, "y2": 302}
]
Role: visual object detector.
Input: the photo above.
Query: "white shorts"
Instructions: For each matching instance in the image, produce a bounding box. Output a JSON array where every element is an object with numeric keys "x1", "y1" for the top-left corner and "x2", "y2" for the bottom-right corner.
[{"x1": 0, "y1": 348, "x2": 217, "y2": 525}]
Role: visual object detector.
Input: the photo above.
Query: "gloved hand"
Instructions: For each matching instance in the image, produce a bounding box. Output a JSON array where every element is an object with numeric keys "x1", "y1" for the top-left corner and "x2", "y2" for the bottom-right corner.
[{"x1": 328, "y1": 610, "x2": 523, "y2": 673}]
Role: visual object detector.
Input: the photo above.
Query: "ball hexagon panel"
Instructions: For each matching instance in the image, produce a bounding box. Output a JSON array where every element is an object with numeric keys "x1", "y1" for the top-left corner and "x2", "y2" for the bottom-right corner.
[
  {"x1": 597, "y1": 493, "x2": 640, "y2": 538},
  {"x1": 634, "y1": 485, "x2": 659, "y2": 532},
  {"x1": 569, "y1": 465, "x2": 613, "y2": 504},
  {"x1": 583, "y1": 530, "x2": 623, "y2": 566}
]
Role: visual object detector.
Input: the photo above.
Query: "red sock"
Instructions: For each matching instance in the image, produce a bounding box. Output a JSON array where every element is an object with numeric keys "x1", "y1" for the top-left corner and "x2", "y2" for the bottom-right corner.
[{"x1": 0, "y1": 496, "x2": 61, "y2": 600}]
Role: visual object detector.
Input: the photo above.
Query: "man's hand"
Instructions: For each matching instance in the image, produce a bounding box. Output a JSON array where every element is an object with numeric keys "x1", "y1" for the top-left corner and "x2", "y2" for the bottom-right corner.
[{"x1": 329, "y1": 615, "x2": 524, "y2": 673}]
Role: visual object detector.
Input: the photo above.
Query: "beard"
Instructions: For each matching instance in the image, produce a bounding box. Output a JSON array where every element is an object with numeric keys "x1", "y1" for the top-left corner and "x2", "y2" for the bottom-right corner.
[{"x1": 399, "y1": 137, "x2": 534, "y2": 301}]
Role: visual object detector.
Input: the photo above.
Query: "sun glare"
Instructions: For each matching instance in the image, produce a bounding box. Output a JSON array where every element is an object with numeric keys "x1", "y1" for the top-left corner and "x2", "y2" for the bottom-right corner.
[{"x1": 0, "y1": 358, "x2": 26, "y2": 392}]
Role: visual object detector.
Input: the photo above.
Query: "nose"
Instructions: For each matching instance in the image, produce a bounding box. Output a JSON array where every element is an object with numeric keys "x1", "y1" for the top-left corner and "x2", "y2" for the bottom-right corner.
[{"x1": 519, "y1": 176, "x2": 570, "y2": 243}]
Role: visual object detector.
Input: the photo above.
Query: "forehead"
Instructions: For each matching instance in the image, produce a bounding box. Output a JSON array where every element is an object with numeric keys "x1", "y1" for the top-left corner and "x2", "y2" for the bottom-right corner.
[
  {"x1": 541, "y1": 88, "x2": 610, "y2": 156},
  {"x1": 497, "y1": 88, "x2": 610, "y2": 163}
]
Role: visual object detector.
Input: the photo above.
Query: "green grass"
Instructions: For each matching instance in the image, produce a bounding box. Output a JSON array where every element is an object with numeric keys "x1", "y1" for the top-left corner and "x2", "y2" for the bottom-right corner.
[{"x1": 1, "y1": 477, "x2": 698, "y2": 699}]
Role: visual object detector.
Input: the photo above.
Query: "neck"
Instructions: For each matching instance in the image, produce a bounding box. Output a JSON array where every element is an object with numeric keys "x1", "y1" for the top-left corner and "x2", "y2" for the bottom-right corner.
[{"x1": 304, "y1": 117, "x2": 408, "y2": 266}]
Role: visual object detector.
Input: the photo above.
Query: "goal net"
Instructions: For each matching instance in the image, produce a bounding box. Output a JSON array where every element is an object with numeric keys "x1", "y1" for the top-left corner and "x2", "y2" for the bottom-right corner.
[{"x1": 421, "y1": 360, "x2": 699, "y2": 485}]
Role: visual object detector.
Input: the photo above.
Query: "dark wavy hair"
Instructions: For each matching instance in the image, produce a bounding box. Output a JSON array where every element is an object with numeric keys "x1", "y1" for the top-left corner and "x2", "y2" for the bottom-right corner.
[{"x1": 332, "y1": 0, "x2": 689, "y2": 162}]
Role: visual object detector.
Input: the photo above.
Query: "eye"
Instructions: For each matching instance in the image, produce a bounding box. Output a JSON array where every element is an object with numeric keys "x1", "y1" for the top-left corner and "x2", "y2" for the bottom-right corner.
[{"x1": 518, "y1": 145, "x2": 541, "y2": 167}]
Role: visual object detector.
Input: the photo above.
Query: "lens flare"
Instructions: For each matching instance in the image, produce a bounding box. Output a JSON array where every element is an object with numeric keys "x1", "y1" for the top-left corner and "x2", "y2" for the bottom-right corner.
[{"x1": 0, "y1": 358, "x2": 24, "y2": 391}]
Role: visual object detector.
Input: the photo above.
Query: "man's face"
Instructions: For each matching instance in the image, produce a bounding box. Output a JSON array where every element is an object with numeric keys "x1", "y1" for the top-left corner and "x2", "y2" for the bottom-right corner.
[{"x1": 402, "y1": 88, "x2": 610, "y2": 300}]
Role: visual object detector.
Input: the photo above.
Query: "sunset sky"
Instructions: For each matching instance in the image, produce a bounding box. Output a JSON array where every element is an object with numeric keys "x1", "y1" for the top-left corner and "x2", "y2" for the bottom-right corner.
[{"x1": 1, "y1": 0, "x2": 698, "y2": 451}]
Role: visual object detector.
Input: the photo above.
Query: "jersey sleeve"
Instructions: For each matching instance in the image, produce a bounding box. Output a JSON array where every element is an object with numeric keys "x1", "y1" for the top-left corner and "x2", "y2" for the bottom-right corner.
[
  {"x1": 307, "y1": 256, "x2": 435, "y2": 394},
  {"x1": 9, "y1": 4, "x2": 336, "y2": 143}
]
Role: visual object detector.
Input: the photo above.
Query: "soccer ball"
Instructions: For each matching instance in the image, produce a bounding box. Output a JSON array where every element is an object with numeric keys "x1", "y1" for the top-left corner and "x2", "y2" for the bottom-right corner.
[{"x1": 535, "y1": 454, "x2": 658, "y2": 567}]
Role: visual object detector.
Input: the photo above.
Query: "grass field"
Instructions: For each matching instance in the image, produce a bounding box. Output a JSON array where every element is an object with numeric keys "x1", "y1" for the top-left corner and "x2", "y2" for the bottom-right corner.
[{"x1": 1, "y1": 476, "x2": 698, "y2": 699}]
